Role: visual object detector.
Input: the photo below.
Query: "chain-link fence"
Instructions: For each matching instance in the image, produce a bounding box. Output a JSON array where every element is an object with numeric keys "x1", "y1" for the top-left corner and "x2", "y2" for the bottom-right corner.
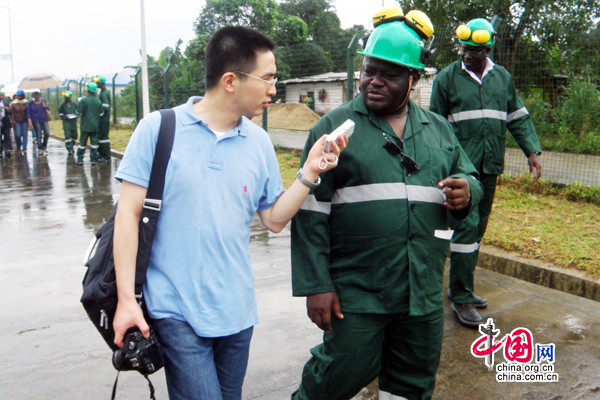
[{"x1": 101, "y1": 24, "x2": 599, "y2": 187}]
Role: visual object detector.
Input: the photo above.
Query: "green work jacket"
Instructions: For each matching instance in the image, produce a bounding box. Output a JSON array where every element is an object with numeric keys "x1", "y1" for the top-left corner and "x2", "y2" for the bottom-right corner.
[
  {"x1": 430, "y1": 60, "x2": 541, "y2": 175},
  {"x1": 77, "y1": 94, "x2": 103, "y2": 133},
  {"x1": 291, "y1": 96, "x2": 484, "y2": 316},
  {"x1": 99, "y1": 88, "x2": 111, "y2": 122},
  {"x1": 58, "y1": 101, "x2": 78, "y2": 127}
]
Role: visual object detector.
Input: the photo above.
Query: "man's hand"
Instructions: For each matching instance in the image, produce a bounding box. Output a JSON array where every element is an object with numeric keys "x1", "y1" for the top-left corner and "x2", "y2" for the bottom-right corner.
[
  {"x1": 113, "y1": 298, "x2": 150, "y2": 348},
  {"x1": 302, "y1": 134, "x2": 348, "y2": 182},
  {"x1": 306, "y1": 292, "x2": 344, "y2": 333},
  {"x1": 528, "y1": 153, "x2": 542, "y2": 182},
  {"x1": 438, "y1": 177, "x2": 471, "y2": 211}
]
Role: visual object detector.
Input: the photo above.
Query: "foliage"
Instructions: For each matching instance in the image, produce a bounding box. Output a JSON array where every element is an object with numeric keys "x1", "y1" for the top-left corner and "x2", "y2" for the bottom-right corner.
[
  {"x1": 275, "y1": 15, "x2": 309, "y2": 45},
  {"x1": 194, "y1": 0, "x2": 279, "y2": 36}
]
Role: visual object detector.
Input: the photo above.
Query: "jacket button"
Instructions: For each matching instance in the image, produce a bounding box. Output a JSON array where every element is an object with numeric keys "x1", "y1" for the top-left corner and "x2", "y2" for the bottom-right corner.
[
  {"x1": 409, "y1": 234, "x2": 415, "y2": 241},
  {"x1": 410, "y1": 204, "x2": 416, "y2": 211}
]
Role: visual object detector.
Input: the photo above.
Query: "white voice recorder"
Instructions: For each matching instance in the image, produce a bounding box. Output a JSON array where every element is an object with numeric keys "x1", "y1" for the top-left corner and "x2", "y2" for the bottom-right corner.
[{"x1": 324, "y1": 119, "x2": 355, "y2": 153}]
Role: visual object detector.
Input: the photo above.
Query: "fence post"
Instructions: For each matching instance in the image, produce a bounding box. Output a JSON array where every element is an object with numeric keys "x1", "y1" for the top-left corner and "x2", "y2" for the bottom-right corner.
[
  {"x1": 55, "y1": 86, "x2": 59, "y2": 117},
  {"x1": 79, "y1": 77, "x2": 85, "y2": 97},
  {"x1": 347, "y1": 34, "x2": 358, "y2": 102},
  {"x1": 135, "y1": 68, "x2": 141, "y2": 124},
  {"x1": 112, "y1": 73, "x2": 118, "y2": 125},
  {"x1": 164, "y1": 63, "x2": 171, "y2": 109},
  {"x1": 489, "y1": 16, "x2": 502, "y2": 62},
  {"x1": 262, "y1": 108, "x2": 268, "y2": 132}
]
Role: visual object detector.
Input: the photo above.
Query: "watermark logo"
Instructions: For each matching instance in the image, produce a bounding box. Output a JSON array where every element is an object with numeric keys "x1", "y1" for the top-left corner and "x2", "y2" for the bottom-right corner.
[{"x1": 470, "y1": 319, "x2": 559, "y2": 382}]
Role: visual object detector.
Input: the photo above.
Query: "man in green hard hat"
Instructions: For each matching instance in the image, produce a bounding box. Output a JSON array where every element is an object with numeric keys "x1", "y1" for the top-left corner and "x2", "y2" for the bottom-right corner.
[
  {"x1": 290, "y1": 11, "x2": 484, "y2": 400},
  {"x1": 58, "y1": 91, "x2": 78, "y2": 154},
  {"x1": 95, "y1": 76, "x2": 112, "y2": 162},
  {"x1": 76, "y1": 82, "x2": 103, "y2": 166},
  {"x1": 430, "y1": 18, "x2": 542, "y2": 329}
]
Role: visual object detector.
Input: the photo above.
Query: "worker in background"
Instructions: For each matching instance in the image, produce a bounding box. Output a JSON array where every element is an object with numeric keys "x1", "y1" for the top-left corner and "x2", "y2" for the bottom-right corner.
[
  {"x1": 430, "y1": 18, "x2": 542, "y2": 328},
  {"x1": 76, "y1": 82, "x2": 103, "y2": 166},
  {"x1": 95, "y1": 76, "x2": 112, "y2": 163},
  {"x1": 0, "y1": 90, "x2": 12, "y2": 158},
  {"x1": 58, "y1": 91, "x2": 79, "y2": 155}
]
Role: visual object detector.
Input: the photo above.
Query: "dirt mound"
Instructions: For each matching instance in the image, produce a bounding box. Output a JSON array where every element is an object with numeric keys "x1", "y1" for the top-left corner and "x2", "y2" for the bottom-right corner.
[{"x1": 251, "y1": 103, "x2": 320, "y2": 131}]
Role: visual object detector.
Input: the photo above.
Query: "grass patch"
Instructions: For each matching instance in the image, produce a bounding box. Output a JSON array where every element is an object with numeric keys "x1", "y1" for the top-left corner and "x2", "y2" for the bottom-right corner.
[
  {"x1": 276, "y1": 148, "x2": 303, "y2": 188},
  {"x1": 485, "y1": 174, "x2": 600, "y2": 276},
  {"x1": 49, "y1": 120, "x2": 135, "y2": 152}
]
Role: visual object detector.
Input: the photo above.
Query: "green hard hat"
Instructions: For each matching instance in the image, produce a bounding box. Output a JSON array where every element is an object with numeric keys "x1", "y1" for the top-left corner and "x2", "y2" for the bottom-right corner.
[
  {"x1": 95, "y1": 75, "x2": 106, "y2": 83},
  {"x1": 88, "y1": 82, "x2": 98, "y2": 93},
  {"x1": 359, "y1": 21, "x2": 426, "y2": 70},
  {"x1": 456, "y1": 18, "x2": 496, "y2": 46}
]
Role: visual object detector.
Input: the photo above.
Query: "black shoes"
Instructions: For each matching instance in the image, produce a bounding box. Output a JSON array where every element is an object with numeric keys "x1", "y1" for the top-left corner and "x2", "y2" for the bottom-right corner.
[
  {"x1": 76, "y1": 162, "x2": 83, "y2": 166},
  {"x1": 452, "y1": 303, "x2": 484, "y2": 328},
  {"x1": 448, "y1": 289, "x2": 488, "y2": 309}
]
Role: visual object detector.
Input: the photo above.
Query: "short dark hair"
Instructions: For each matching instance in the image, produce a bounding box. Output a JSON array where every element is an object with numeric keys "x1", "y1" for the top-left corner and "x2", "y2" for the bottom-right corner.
[{"x1": 205, "y1": 26, "x2": 276, "y2": 90}]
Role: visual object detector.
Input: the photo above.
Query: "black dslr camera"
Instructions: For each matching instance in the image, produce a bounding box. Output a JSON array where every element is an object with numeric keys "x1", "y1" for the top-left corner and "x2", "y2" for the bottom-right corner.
[{"x1": 112, "y1": 329, "x2": 165, "y2": 375}]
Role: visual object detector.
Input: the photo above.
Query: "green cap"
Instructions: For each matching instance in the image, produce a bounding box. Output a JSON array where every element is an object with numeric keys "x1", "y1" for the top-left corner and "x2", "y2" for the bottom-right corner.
[
  {"x1": 88, "y1": 82, "x2": 98, "y2": 93},
  {"x1": 457, "y1": 18, "x2": 496, "y2": 46},
  {"x1": 96, "y1": 76, "x2": 106, "y2": 83},
  {"x1": 359, "y1": 21, "x2": 426, "y2": 70}
]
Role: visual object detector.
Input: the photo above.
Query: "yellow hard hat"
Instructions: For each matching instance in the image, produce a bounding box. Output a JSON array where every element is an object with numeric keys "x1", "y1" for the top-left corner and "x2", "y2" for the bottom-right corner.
[
  {"x1": 404, "y1": 10, "x2": 434, "y2": 39},
  {"x1": 372, "y1": 5, "x2": 404, "y2": 28},
  {"x1": 456, "y1": 18, "x2": 496, "y2": 46}
]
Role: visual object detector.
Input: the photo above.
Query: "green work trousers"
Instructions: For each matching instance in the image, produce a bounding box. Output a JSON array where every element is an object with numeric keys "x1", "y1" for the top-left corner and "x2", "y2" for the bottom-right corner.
[
  {"x1": 449, "y1": 173, "x2": 498, "y2": 304},
  {"x1": 98, "y1": 120, "x2": 111, "y2": 160},
  {"x1": 77, "y1": 130, "x2": 99, "y2": 163},
  {"x1": 63, "y1": 122, "x2": 78, "y2": 152},
  {"x1": 292, "y1": 309, "x2": 444, "y2": 400}
]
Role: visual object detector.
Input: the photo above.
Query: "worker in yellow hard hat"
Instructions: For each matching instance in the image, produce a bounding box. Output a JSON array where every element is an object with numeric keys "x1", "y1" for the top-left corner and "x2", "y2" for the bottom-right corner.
[
  {"x1": 58, "y1": 91, "x2": 79, "y2": 154},
  {"x1": 430, "y1": 18, "x2": 542, "y2": 328}
]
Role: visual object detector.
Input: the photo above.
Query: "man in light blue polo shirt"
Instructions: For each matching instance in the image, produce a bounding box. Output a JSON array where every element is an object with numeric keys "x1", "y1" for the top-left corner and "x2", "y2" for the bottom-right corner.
[{"x1": 112, "y1": 26, "x2": 347, "y2": 400}]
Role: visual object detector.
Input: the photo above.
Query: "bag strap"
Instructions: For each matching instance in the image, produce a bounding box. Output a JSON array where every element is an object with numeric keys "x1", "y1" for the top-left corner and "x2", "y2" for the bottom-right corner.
[
  {"x1": 133, "y1": 109, "x2": 176, "y2": 293},
  {"x1": 146, "y1": 109, "x2": 176, "y2": 203}
]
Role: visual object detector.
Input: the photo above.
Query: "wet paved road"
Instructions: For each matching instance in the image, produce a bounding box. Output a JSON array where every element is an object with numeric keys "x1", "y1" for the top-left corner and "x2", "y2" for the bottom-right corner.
[{"x1": 1, "y1": 137, "x2": 600, "y2": 399}]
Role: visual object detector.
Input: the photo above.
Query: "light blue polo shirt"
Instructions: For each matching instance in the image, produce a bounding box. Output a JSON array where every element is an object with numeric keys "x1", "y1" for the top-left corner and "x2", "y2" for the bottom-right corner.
[{"x1": 115, "y1": 97, "x2": 284, "y2": 337}]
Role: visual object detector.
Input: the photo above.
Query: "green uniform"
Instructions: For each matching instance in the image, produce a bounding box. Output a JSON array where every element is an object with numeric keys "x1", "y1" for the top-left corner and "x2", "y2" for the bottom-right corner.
[
  {"x1": 58, "y1": 100, "x2": 78, "y2": 153},
  {"x1": 291, "y1": 96, "x2": 484, "y2": 400},
  {"x1": 430, "y1": 60, "x2": 541, "y2": 304},
  {"x1": 76, "y1": 93, "x2": 103, "y2": 164},
  {"x1": 98, "y1": 87, "x2": 111, "y2": 161}
]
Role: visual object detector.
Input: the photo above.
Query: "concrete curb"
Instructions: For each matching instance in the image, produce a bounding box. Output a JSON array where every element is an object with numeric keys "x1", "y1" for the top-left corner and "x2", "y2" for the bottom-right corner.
[{"x1": 478, "y1": 246, "x2": 600, "y2": 302}]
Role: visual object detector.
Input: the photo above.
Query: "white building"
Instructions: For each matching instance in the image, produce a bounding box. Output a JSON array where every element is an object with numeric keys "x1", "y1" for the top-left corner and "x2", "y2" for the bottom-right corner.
[{"x1": 280, "y1": 68, "x2": 437, "y2": 114}]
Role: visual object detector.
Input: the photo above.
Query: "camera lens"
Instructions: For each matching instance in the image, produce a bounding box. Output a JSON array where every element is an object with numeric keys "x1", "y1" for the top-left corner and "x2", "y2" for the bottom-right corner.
[{"x1": 112, "y1": 349, "x2": 126, "y2": 370}]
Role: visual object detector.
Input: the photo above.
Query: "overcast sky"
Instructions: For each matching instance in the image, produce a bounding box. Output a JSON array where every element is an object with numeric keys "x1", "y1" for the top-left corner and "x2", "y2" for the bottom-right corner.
[{"x1": 0, "y1": 0, "x2": 392, "y2": 86}]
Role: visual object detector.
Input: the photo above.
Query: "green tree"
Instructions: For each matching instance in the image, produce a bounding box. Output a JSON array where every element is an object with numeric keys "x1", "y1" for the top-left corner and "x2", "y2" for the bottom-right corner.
[
  {"x1": 194, "y1": 0, "x2": 280, "y2": 37},
  {"x1": 275, "y1": 15, "x2": 309, "y2": 45}
]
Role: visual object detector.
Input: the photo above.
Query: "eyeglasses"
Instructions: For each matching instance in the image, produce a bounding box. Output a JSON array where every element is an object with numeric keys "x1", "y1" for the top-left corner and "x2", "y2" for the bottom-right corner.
[
  {"x1": 460, "y1": 47, "x2": 487, "y2": 56},
  {"x1": 233, "y1": 71, "x2": 278, "y2": 86},
  {"x1": 382, "y1": 133, "x2": 419, "y2": 173}
]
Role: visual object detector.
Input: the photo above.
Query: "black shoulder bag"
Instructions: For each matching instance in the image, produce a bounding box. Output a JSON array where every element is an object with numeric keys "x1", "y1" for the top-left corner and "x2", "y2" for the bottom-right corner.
[{"x1": 81, "y1": 108, "x2": 176, "y2": 351}]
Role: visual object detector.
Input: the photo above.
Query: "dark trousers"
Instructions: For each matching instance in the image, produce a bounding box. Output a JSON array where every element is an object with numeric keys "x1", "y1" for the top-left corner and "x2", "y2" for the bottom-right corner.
[
  {"x1": 98, "y1": 120, "x2": 111, "y2": 160},
  {"x1": 63, "y1": 122, "x2": 78, "y2": 152},
  {"x1": 449, "y1": 173, "x2": 498, "y2": 303},
  {"x1": 292, "y1": 309, "x2": 444, "y2": 400},
  {"x1": 77, "y1": 130, "x2": 99, "y2": 163},
  {"x1": 0, "y1": 122, "x2": 12, "y2": 154}
]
